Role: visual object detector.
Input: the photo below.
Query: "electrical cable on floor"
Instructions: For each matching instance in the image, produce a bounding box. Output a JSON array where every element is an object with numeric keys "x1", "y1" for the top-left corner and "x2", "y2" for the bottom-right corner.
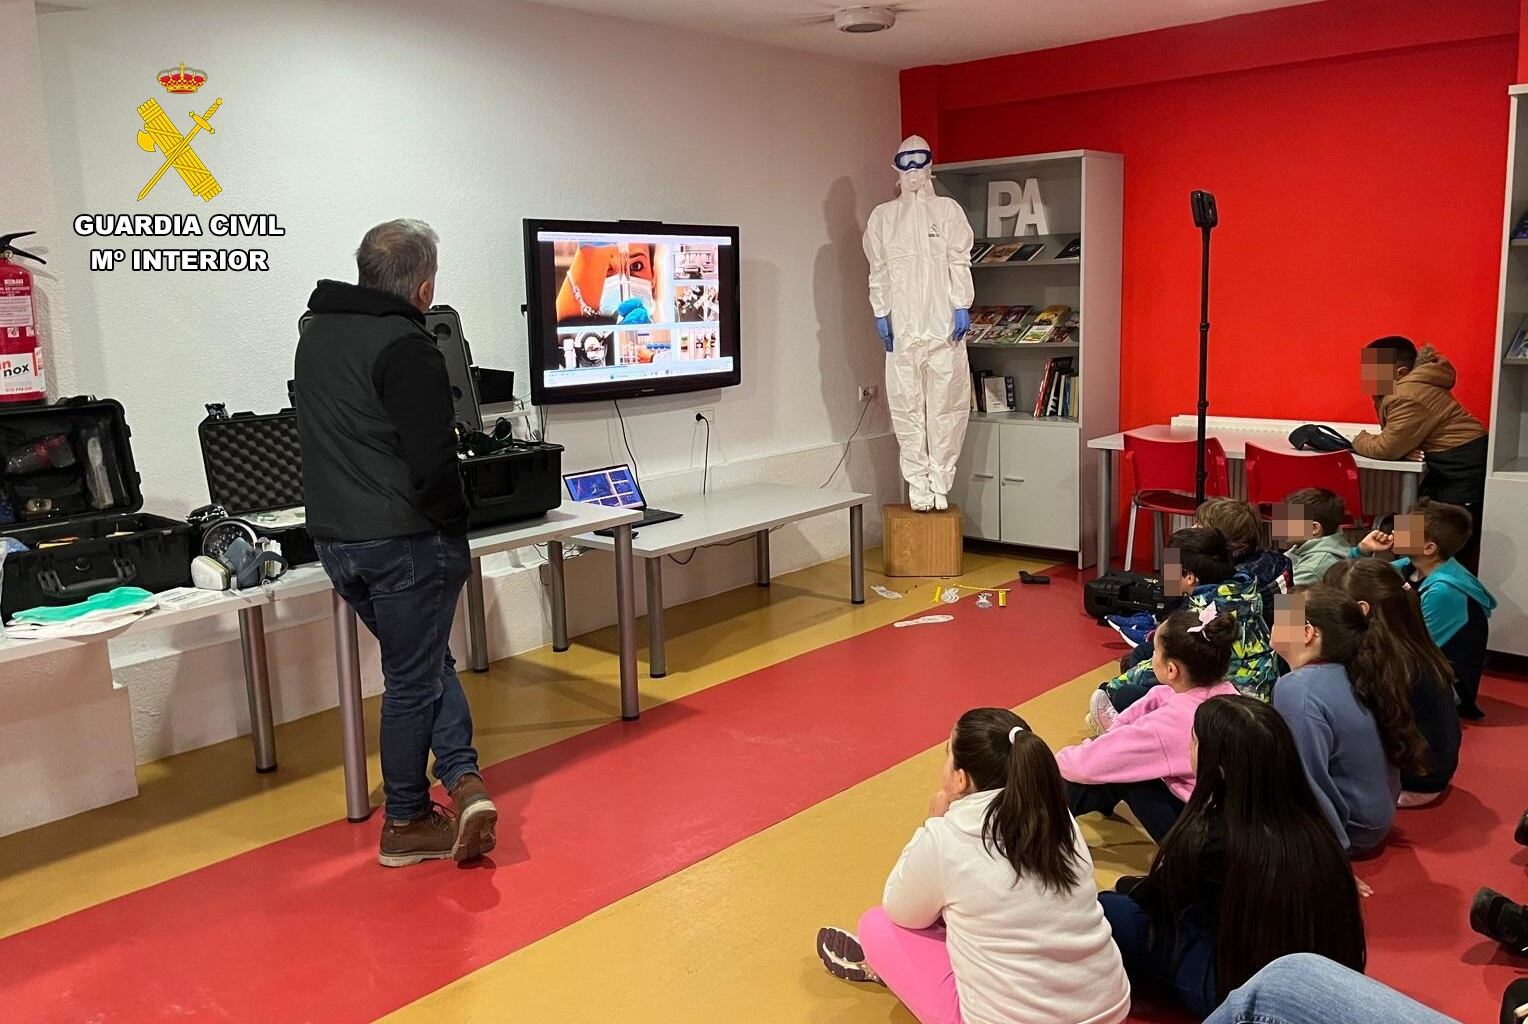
[{"x1": 820, "y1": 395, "x2": 872, "y2": 488}]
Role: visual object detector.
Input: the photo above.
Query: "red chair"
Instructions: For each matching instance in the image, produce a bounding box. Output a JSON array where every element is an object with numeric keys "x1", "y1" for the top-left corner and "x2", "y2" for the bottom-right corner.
[
  {"x1": 1122, "y1": 433, "x2": 1230, "y2": 570},
  {"x1": 1243, "y1": 442, "x2": 1366, "y2": 528}
]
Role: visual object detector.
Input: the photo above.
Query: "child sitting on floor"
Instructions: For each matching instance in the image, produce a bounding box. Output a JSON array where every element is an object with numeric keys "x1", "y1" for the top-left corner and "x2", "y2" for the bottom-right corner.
[
  {"x1": 1360, "y1": 498, "x2": 1496, "y2": 719},
  {"x1": 1276, "y1": 487, "x2": 1352, "y2": 587},
  {"x1": 816, "y1": 708, "x2": 1131, "y2": 1024},
  {"x1": 1271, "y1": 586, "x2": 1427, "y2": 853},
  {"x1": 1195, "y1": 497, "x2": 1292, "y2": 627},
  {"x1": 1059, "y1": 605, "x2": 1238, "y2": 842},
  {"x1": 1099, "y1": 696, "x2": 1366, "y2": 1019},
  {"x1": 1091, "y1": 528, "x2": 1276, "y2": 729},
  {"x1": 1325, "y1": 559, "x2": 1459, "y2": 807}
]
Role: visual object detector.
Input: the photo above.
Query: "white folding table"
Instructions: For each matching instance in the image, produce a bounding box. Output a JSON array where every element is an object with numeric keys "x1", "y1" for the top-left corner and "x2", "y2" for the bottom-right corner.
[
  {"x1": 573, "y1": 483, "x2": 869, "y2": 678},
  {"x1": 272, "y1": 501, "x2": 642, "y2": 822},
  {"x1": 1086, "y1": 415, "x2": 1425, "y2": 571}
]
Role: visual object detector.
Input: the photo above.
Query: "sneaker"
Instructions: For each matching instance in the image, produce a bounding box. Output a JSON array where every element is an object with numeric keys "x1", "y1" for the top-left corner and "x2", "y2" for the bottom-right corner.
[
  {"x1": 448, "y1": 772, "x2": 498, "y2": 863},
  {"x1": 1517, "y1": 810, "x2": 1528, "y2": 848},
  {"x1": 1089, "y1": 687, "x2": 1120, "y2": 734},
  {"x1": 816, "y1": 926, "x2": 881, "y2": 984},
  {"x1": 1114, "y1": 875, "x2": 1147, "y2": 896},
  {"x1": 1104, "y1": 613, "x2": 1155, "y2": 649},
  {"x1": 1471, "y1": 888, "x2": 1528, "y2": 955},
  {"x1": 378, "y1": 804, "x2": 457, "y2": 868},
  {"x1": 1397, "y1": 790, "x2": 1444, "y2": 808},
  {"x1": 1501, "y1": 977, "x2": 1528, "y2": 1024}
]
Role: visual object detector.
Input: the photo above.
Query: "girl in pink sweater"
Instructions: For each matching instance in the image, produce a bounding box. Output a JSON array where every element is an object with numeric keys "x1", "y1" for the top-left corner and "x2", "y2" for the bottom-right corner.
[{"x1": 1057, "y1": 605, "x2": 1238, "y2": 842}]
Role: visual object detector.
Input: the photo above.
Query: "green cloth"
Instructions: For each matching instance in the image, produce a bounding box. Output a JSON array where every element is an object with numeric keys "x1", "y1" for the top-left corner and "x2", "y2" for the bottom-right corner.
[{"x1": 11, "y1": 587, "x2": 155, "y2": 624}]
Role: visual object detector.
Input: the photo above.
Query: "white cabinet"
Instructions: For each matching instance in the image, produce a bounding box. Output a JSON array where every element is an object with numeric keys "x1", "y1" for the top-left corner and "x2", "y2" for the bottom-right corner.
[{"x1": 953, "y1": 420, "x2": 1081, "y2": 550}]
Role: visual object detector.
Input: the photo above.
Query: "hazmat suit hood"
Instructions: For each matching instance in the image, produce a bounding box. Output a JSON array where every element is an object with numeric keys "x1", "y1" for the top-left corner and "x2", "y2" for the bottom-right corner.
[{"x1": 897, "y1": 134, "x2": 933, "y2": 196}]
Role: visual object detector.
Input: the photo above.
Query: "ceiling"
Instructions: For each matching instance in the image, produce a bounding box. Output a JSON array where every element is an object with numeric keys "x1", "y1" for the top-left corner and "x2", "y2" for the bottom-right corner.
[{"x1": 525, "y1": 0, "x2": 1323, "y2": 68}]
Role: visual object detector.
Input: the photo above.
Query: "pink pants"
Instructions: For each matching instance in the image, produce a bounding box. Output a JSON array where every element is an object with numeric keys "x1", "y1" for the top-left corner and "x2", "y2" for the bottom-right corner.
[{"x1": 858, "y1": 907, "x2": 964, "y2": 1024}]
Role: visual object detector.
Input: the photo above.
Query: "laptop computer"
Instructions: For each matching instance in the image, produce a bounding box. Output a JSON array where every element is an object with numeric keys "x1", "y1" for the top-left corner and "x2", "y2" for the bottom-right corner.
[{"x1": 562, "y1": 464, "x2": 682, "y2": 533}]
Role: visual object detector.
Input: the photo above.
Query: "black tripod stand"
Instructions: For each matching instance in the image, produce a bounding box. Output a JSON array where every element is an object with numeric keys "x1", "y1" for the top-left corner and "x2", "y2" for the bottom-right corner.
[{"x1": 1190, "y1": 191, "x2": 1219, "y2": 504}]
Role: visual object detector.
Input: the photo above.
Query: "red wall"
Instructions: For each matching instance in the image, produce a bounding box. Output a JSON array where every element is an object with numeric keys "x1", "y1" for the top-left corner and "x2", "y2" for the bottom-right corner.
[{"x1": 903, "y1": 0, "x2": 1517, "y2": 433}]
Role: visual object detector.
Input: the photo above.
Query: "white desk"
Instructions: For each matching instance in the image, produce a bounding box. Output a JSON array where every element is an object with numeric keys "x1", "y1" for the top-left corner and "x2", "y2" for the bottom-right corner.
[
  {"x1": 0, "y1": 586, "x2": 280, "y2": 772},
  {"x1": 1086, "y1": 415, "x2": 1425, "y2": 571},
  {"x1": 574, "y1": 483, "x2": 869, "y2": 678},
  {"x1": 271, "y1": 501, "x2": 642, "y2": 822}
]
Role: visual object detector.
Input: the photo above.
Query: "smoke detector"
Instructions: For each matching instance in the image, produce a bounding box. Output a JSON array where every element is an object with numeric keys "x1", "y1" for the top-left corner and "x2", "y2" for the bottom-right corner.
[{"x1": 835, "y1": 5, "x2": 896, "y2": 33}]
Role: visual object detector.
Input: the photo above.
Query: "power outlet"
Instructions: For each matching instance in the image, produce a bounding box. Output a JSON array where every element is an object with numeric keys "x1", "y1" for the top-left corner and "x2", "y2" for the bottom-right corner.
[
  {"x1": 694, "y1": 406, "x2": 717, "y2": 425},
  {"x1": 858, "y1": 384, "x2": 880, "y2": 402}
]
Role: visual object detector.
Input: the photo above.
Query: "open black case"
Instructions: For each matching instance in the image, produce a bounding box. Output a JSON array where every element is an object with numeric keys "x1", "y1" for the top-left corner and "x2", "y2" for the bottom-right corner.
[
  {"x1": 197, "y1": 405, "x2": 318, "y2": 565},
  {"x1": 0, "y1": 397, "x2": 193, "y2": 618}
]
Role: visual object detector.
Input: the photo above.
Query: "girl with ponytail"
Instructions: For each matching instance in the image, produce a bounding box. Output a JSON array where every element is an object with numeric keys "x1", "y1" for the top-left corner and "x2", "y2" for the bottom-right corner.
[
  {"x1": 816, "y1": 708, "x2": 1130, "y2": 1024},
  {"x1": 1058, "y1": 604, "x2": 1240, "y2": 842},
  {"x1": 1270, "y1": 584, "x2": 1417, "y2": 853}
]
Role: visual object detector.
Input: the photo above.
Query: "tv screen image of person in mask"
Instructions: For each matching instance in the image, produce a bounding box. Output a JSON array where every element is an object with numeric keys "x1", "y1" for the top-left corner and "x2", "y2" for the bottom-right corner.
[
  {"x1": 553, "y1": 331, "x2": 616, "y2": 370},
  {"x1": 553, "y1": 240, "x2": 669, "y2": 326}
]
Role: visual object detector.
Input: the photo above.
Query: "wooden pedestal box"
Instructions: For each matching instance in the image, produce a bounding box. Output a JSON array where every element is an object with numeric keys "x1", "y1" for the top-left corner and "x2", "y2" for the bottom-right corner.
[{"x1": 882, "y1": 503, "x2": 964, "y2": 577}]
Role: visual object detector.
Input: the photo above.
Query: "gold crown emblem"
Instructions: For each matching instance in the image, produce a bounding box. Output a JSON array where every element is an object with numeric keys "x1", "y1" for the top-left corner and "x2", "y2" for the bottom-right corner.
[{"x1": 157, "y1": 62, "x2": 207, "y2": 94}]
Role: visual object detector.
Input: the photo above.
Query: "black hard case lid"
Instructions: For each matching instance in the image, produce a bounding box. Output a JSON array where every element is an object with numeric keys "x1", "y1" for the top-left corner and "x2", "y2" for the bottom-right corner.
[
  {"x1": 196, "y1": 408, "x2": 304, "y2": 515},
  {"x1": 0, "y1": 396, "x2": 144, "y2": 524}
]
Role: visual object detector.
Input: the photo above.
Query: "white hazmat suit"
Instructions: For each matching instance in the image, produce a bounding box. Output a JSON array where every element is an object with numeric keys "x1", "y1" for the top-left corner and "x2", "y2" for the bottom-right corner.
[{"x1": 863, "y1": 134, "x2": 975, "y2": 512}]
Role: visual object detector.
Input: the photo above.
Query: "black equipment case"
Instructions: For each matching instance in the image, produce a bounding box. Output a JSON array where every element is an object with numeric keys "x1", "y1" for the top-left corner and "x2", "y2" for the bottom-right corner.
[
  {"x1": 1083, "y1": 569, "x2": 1166, "y2": 621},
  {"x1": 0, "y1": 397, "x2": 193, "y2": 619},
  {"x1": 197, "y1": 404, "x2": 318, "y2": 565}
]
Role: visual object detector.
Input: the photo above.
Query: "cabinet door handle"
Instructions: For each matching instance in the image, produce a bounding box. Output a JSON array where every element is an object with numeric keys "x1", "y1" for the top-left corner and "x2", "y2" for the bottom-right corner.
[
  {"x1": 973, "y1": 472, "x2": 995, "y2": 480},
  {"x1": 1002, "y1": 475, "x2": 1025, "y2": 483}
]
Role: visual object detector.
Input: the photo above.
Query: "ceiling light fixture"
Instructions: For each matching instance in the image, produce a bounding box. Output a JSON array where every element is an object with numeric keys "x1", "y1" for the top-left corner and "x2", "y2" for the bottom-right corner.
[{"x1": 834, "y1": 5, "x2": 896, "y2": 33}]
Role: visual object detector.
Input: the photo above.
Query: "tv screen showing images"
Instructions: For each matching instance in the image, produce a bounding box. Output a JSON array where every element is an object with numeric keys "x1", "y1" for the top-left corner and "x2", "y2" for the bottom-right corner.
[{"x1": 524, "y1": 219, "x2": 741, "y2": 405}]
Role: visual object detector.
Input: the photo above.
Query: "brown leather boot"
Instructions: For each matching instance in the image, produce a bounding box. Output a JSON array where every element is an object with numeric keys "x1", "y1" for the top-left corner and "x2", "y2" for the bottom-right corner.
[
  {"x1": 378, "y1": 805, "x2": 456, "y2": 868},
  {"x1": 448, "y1": 773, "x2": 498, "y2": 862}
]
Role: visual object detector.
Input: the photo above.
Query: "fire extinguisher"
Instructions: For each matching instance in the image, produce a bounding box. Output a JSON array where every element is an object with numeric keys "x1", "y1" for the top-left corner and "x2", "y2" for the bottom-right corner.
[{"x1": 0, "y1": 231, "x2": 48, "y2": 405}]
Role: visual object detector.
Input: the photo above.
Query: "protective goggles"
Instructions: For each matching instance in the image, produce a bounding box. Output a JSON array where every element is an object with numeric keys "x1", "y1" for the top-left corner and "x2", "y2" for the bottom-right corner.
[{"x1": 893, "y1": 149, "x2": 932, "y2": 171}]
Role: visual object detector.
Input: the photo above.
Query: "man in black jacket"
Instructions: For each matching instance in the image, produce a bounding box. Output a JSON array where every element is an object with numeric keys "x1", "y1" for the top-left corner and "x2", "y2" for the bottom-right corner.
[{"x1": 294, "y1": 219, "x2": 496, "y2": 867}]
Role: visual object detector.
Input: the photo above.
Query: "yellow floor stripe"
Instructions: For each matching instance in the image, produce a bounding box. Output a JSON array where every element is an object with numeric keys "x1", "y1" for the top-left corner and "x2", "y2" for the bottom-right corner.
[
  {"x1": 384, "y1": 665, "x2": 1157, "y2": 1024},
  {"x1": 0, "y1": 549, "x2": 1050, "y2": 938}
]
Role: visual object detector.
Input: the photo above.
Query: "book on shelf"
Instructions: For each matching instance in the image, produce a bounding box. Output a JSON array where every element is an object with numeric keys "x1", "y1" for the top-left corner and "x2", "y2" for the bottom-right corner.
[
  {"x1": 1017, "y1": 304, "x2": 1073, "y2": 344},
  {"x1": 980, "y1": 242, "x2": 1024, "y2": 264},
  {"x1": 1033, "y1": 356, "x2": 1076, "y2": 418},
  {"x1": 1051, "y1": 311, "x2": 1081, "y2": 344},
  {"x1": 972, "y1": 368, "x2": 995, "y2": 412},
  {"x1": 965, "y1": 305, "x2": 1004, "y2": 343},
  {"x1": 1514, "y1": 211, "x2": 1528, "y2": 242},
  {"x1": 1011, "y1": 242, "x2": 1046, "y2": 262},
  {"x1": 982, "y1": 375, "x2": 1015, "y2": 414},
  {"x1": 970, "y1": 242, "x2": 994, "y2": 263},
  {"x1": 986, "y1": 305, "x2": 1035, "y2": 344},
  {"x1": 1508, "y1": 314, "x2": 1528, "y2": 360},
  {"x1": 1056, "y1": 237, "x2": 1081, "y2": 260}
]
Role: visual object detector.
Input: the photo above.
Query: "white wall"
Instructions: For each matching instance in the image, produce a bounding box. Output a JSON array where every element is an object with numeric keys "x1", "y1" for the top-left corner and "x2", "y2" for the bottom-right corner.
[{"x1": 18, "y1": 0, "x2": 902, "y2": 766}]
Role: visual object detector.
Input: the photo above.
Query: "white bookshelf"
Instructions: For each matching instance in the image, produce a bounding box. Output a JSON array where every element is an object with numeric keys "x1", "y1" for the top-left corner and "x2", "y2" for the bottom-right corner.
[
  {"x1": 938, "y1": 149, "x2": 1123, "y2": 567},
  {"x1": 1482, "y1": 86, "x2": 1528, "y2": 655}
]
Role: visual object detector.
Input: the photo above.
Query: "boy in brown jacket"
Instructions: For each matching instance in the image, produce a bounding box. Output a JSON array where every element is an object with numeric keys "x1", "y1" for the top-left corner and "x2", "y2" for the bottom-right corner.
[{"x1": 1353, "y1": 336, "x2": 1487, "y2": 569}]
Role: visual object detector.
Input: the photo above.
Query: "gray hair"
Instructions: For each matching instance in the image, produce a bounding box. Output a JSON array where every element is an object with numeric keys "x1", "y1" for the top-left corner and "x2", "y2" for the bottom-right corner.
[{"x1": 355, "y1": 219, "x2": 438, "y2": 302}]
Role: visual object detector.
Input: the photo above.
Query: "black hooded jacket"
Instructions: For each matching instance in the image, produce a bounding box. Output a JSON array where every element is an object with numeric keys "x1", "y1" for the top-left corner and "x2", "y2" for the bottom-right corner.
[{"x1": 293, "y1": 280, "x2": 467, "y2": 541}]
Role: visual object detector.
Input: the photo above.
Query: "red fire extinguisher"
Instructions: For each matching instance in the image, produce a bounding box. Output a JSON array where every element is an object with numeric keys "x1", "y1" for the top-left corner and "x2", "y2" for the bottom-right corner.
[{"x1": 0, "y1": 231, "x2": 47, "y2": 404}]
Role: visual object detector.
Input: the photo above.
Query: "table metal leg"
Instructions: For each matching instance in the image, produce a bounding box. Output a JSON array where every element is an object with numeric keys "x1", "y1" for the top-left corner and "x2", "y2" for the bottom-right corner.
[
  {"x1": 850, "y1": 503, "x2": 865, "y2": 604},
  {"x1": 755, "y1": 529, "x2": 771, "y2": 587},
  {"x1": 614, "y1": 524, "x2": 640, "y2": 720},
  {"x1": 1400, "y1": 473, "x2": 1419, "y2": 513},
  {"x1": 333, "y1": 593, "x2": 370, "y2": 823},
  {"x1": 237, "y1": 605, "x2": 277, "y2": 774},
  {"x1": 1097, "y1": 450, "x2": 1115, "y2": 573},
  {"x1": 548, "y1": 540, "x2": 569, "y2": 653},
  {"x1": 466, "y1": 555, "x2": 488, "y2": 673},
  {"x1": 645, "y1": 556, "x2": 666, "y2": 679}
]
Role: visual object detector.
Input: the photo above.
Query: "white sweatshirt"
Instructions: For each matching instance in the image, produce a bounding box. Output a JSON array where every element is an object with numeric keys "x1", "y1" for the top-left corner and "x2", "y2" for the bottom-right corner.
[{"x1": 882, "y1": 791, "x2": 1131, "y2": 1024}]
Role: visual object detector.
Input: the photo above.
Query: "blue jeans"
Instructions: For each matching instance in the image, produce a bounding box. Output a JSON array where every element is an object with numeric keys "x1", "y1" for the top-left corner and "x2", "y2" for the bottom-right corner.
[
  {"x1": 317, "y1": 532, "x2": 477, "y2": 822},
  {"x1": 1203, "y1": 953, "x2": 1461, "y2": 1024},
  {"x1": 1068, "y1": 779, "x2": 1185, "y2": 843},
  {"x1": 1100, "y1": 891, "x2": 1218, "y2": 1019}
]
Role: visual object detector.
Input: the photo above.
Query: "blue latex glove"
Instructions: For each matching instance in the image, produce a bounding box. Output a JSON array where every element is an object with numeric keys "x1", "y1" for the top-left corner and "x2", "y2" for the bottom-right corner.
[
  {"x1": 875, "y1": 315, "x2": 893, "y2": 353},
  {"x1": 953, "y1": 308, "x2": 971, "y2": 342},
  {"x1": 616, "y1": 297, "x2": 652, "y2": 325}
]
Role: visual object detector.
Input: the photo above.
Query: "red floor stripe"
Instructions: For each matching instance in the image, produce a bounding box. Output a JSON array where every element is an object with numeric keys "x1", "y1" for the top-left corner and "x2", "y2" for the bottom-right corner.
[{"x1": 0, "y1": 568, "x2": 1124, "y2": 1022}]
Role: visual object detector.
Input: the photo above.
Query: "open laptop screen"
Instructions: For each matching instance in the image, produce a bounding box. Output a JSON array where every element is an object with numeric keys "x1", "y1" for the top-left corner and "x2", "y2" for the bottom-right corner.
[{"x1": 563, "y1": 464, "x2": 645, "y2": 509}]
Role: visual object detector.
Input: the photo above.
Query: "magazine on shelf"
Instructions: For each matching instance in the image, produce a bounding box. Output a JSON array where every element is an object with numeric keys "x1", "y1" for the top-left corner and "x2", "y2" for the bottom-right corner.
[
  {"x1": 987, "y1": 305, "x2": 1035, "y2": 343},
  {"x1": 1051, "y1": 311, "x2": 1081, "y2": 344},
  {"x1": 970, "y1": 243, "x2": 995, "y2": 263},
  {"x1": 1508, "y1": 314, "x2": 1528, "y2": 360},
  {"x1": 982, "y1": 375, "x2": 1014, "y2": 414},
  {"x1": 1056, "y1": 237, "x2": 1081, "y2": 259},
  {"x1": 980, "y1": 242, "x2": 1024, "y2": 264},
  {"x1": 1017, "y1": 305, "x2": 1073, "y2": 344},
  {"x1": 1009, "y1": 242, "x2": 1046, "y2": 263},
  {"x1": 966, "y1": 305, "x2": 1004, "y2": 343}
]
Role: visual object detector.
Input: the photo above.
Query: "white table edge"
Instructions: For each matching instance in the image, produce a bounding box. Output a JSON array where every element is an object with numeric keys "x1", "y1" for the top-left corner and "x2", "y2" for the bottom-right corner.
[
  {"x1": 572, "y1": 490, "x2": 870, "y2": 559},
  {"x1": 1085, "y1": 426, "x2": 1424, "y2": 474}
]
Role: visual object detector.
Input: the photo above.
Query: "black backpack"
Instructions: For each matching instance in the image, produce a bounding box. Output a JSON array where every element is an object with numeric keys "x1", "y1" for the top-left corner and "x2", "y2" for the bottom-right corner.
[{"x1": 1288, "y1": 424, "x2": 1353, "y2": 453}]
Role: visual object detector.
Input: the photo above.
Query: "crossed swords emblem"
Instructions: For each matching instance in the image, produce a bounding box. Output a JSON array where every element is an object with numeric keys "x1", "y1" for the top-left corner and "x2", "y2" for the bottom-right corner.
[{"x1": 135, "y1": 97, "x2": 223, "y2": 202}]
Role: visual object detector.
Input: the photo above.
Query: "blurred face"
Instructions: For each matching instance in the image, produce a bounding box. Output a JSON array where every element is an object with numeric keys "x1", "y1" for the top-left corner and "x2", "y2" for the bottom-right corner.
[
  {"x1": 941, "y1": 728, "x2": 971, "y2": 799},
  {"x1": 1272, "y1": 503, "x2": 1318, "y2": 543},
  {"x1": 1391, "y1": 513, "x2": 1433, "y2": 558},
  {"x1": 1271, "y1": 593, "x2": 1317, "y2": 666},
  {"x1": 1164, "y1": 550, "x2": 1195, "y2": 596},
  {"x1": 1361, "y1": 349, "x2": 1405, "y2": 397}
]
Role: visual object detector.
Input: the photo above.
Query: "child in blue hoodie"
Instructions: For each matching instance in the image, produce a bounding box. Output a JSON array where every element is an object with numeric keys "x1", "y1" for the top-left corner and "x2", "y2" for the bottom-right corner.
[{"x1": 1362, "y1": 498, "x2": 1496, "y2": 718}]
